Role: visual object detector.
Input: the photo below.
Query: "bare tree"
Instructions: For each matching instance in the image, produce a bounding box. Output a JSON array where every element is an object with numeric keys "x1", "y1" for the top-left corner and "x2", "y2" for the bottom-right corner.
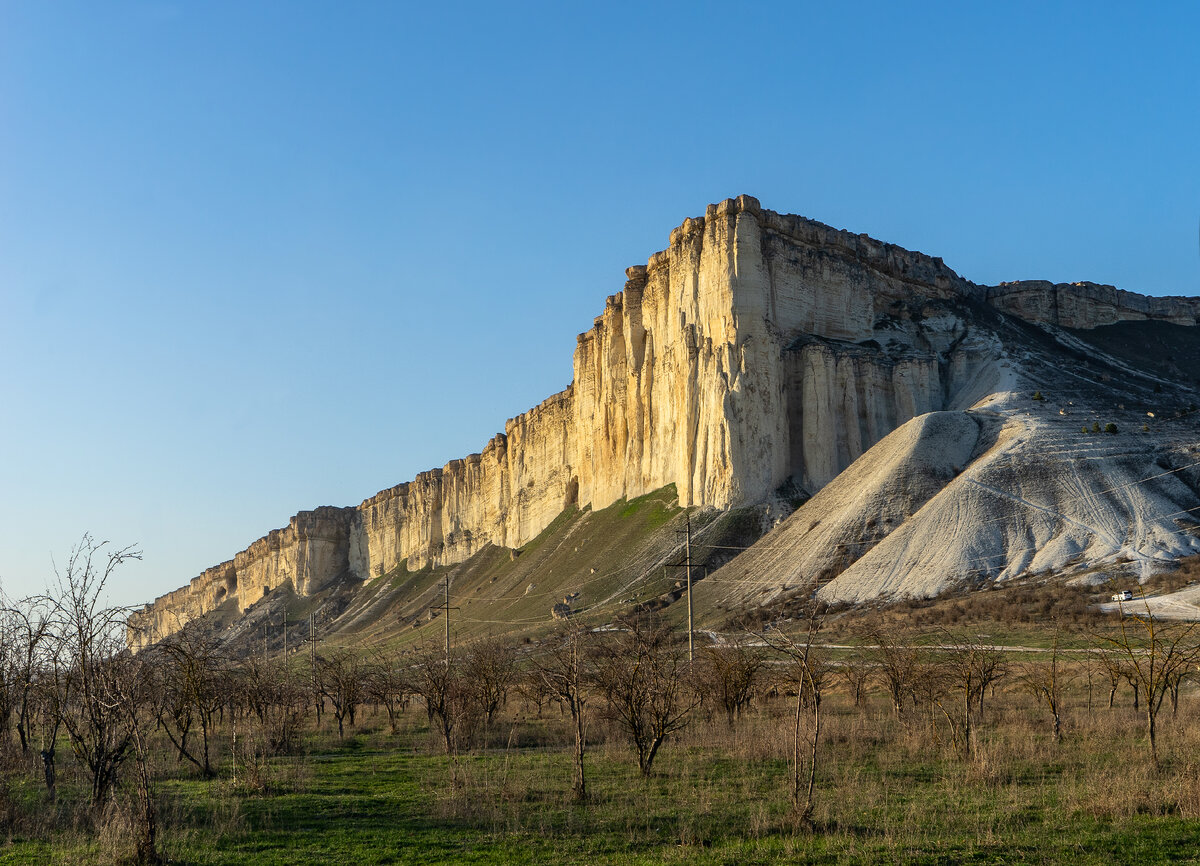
[
  {"x1": 50, "y1": 535, "x2": 141, "y2": 807},
  {"x1": 410, "y1": 645, "x2": 467, "y2": 755},
  {"x1": 364, "y1": 649, "x2": 411, "y2": 735},
  {"x1": 696, "y1": 639, "x2": 761, "y2": 727},
  {"x1": 30, "y1": 669, "x2": 63, "y2": 802},
  {"x1": 316, "y1": 650, "x2": 364, "y2": 739},
  {"x1": 1094, "y1": 598, "x2": 1200, "y2": 768},
  {"x1": 40, "y1": 535, "x2": 160, "y2": 862},
  {"x1": 592, "y1": 614, "x2": 698, "y2": 777},
  {"x1": 762, "y1": 604, "x2": 827, "y2": 829},
  {"x1": 1017, "y1": 625, "x2": 1072, "y2": 743},
  {"x1": 1094, "y1": 647, "x2": 1123, "y2": 709},
  {"x1": 105, "y1": 650, "x2": 163, "y2": 864},
  {"x1": 837, "y1": 652, "x2": 873, "y2": 708},
  {"x1": 867, "y1": 627, "x2": 921, "y2": 716},
  {"x1": 463, "y1": 636, "x2": 519, "y2": 726},
  {"x1": 527, "y1": 624, "x2": 592, "y2": 801},
  {"x1": 154, "y1": 627, "x2": 228, "y2": 776},
  {"x1": 928, "y1": 630, "x2": 1008, "y2": 761},
  {"x1": 0, "y1": 593, "x2": 54, "y2": 753}
]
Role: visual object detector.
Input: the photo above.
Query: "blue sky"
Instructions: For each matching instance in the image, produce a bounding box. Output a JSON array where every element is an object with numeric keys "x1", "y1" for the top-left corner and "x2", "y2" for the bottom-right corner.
[{"x1": 2, "y1": 1, "x2": 1198, "y2": 608}]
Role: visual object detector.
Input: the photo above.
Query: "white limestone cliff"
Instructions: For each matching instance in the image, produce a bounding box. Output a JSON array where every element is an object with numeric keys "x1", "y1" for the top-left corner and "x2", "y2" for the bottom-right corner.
[{"x1": 128, "y1": 196, "x2": 1199, "y2": 649}]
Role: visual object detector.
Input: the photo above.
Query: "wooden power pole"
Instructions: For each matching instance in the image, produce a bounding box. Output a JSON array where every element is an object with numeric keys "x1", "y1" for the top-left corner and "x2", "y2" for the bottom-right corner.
[
  {"x1": 685, "y1": 511, "x2": 694, "y2": 663},
  {"x1": 672, "y1": 512, "x2": 696, "y2": 663},
  {"x1": 439, "y1": 574, "x2": 459, "y2": 664}
]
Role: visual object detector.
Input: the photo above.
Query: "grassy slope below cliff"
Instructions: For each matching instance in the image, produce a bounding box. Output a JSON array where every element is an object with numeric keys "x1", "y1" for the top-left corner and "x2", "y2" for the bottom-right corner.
[{"x1": 197, "y1": 485, "x2": 776, "y2": 657}]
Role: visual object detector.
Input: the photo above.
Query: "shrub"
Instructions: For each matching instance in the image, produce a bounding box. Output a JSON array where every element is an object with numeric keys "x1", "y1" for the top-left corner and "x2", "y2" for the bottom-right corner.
[{"x1": 1105, "y1": 423, "x2": 1118, "y2": 435}]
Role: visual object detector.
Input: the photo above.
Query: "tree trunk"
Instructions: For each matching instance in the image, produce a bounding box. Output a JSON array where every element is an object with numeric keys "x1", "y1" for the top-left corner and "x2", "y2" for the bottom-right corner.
[
  {"x1": 792, "y1": 688, "x2": 803, "y2": 805},
  {"x1": 800, "y1": 691, "x2": 821, "y2": 828},
  {"x1": 962, "y1": 690, "x2": 973, "y2": 762},
  {"x1": 41, "y1": 747, "x2": 56, "y2": 803},
  {"x1": 571, "y1": 702, "x2": 586, "y2": 802},
  {"x1": 1148, "y1": 706, "x2": 1159, "y2": 770},
  {"x1": 200, "y1": 716, "x2": 212, "y2": 778},
  {"x1": 130, "y1": 727, "x2": 161, "y2": 865}
]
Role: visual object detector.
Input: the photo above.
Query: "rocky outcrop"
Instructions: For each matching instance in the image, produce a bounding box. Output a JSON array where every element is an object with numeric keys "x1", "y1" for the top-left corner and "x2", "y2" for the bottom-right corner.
[
  {"x1": 131, "y1": 507, "x2": 354, "y2": 648},
  {"x1": 128, "y1": 196, "x2": 1199, "y2": 649},
  {"x1": 986, "y1": 281, "x2": 1200, "y2": 329}
]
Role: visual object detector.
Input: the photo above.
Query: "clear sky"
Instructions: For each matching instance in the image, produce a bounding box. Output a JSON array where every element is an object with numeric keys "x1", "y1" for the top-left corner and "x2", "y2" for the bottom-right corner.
[{"x1": 2, "y1": 1, "x2": 1198, "y2": 609}]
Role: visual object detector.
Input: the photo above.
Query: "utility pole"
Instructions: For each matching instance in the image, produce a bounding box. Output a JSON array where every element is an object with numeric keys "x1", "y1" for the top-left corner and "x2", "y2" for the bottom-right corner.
[
  {"x1": 686, "y1": 511, "x2": 694, "y2": 663},
  {"x1": 439, "y1": 574, "x2": 459, "y2": 664},
  {"x1": 672, "y1": 511, "x2": 696, "y2": 663},
  {"x1": 306, "y1": 612, "x2": 322, "y2": 716},
  {"x1": 283, "y1": 616, "x2": 303, "y2": 683}
]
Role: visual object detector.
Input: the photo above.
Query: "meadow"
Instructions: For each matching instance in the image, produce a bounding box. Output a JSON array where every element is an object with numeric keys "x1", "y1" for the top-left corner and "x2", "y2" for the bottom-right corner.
[{"x1": 6, "y1": 609, "x2": 1200, "y2": 865}]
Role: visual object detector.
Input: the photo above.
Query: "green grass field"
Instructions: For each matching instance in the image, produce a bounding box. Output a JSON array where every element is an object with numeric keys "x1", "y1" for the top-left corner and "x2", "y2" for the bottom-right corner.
[{"x1": 10, "y1": 675, "x2": 1200, "y2": 865}]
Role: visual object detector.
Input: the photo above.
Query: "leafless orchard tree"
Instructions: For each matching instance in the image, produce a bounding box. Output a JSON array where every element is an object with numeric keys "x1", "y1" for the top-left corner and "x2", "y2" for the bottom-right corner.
[
  {"x1": 105, "y1": 650, "x2": 163, "y2": 864},
  {"x1": 30, "y1": 665, "x2": 63, "y2": 803},
  {"x1": 1093, "y1": 646, "x2": 1124, "y2": 709},
  {"x1": 364, "y1": 649, "x2": 412, "y2": 735},
  {"x1": 526, "y1": 623, "x2": 592, "y2": 801},
  {"x1": 1017, "y1": 625, "x2": 1073, "y2": 743},
  {"x1": 41, "y1": 534, "x2": 162, "y2": 863},
  {"x1": 867, "y1": 627, "x2": 922, "y2": 716},
  {"x1": 837, "y1": 652, "x2": 873, "y2": 708},
  {"x1": 153, "y1": 627, "x2": 230, "y2": 776},
  {"x1": 592, "y1": 614, "x2": 698, "y2": 777},
  {"x1": 0, "y1": 592, "x2": 54, "y2": 754},
  {"x1": 695, "y1": 639, "x2": 762, "y2": 727},
  {"x1": 316, "y1": 649, "x2": 364, "y2": 739},
  {"x1": 928, "y1": 630, "x2": 1008, "y2": 761},
  {"x1": 410, "y1": 645, "x2": 467, "y2": 755},
  {"x1": 50, "y1": 535, "x2": 142, "y2": 808},
  {"x1": 463, "y1": 636, "x2": 519, "y2": 728},
  {"x1": 761, "y1": 603, "x2": 828, "y2": 830},
  {"x1": 234, "y1": 657, "x2": 307, "y2": 755},
  {"x1": 1094, "y1": 597, "x2": 1200, "y2": 768}
]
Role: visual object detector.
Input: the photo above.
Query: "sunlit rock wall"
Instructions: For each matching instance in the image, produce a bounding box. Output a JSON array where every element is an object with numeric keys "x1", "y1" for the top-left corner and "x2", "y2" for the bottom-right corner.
[
  {"x1": 130, "y1": 508, "x2": 352, "y2": 649},
  {"x1": 136, "y1": 195, "x2": 1181, "y2": 648}
]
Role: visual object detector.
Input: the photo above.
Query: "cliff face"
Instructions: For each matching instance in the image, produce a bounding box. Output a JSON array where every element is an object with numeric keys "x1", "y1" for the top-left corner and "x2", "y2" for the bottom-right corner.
[
  {"x1": 128, "y1": 196, "x2": 1197, "y2": 649},
  {"x1": 987, "y1": 281, "x2": 1200, "y2": 329}
]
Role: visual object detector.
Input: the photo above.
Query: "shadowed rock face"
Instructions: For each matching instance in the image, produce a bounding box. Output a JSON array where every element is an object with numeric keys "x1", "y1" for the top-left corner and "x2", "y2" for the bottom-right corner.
[
  {"x1": 987, "y1": 281, "x2": 1200, "y2": 329},
  {"x1": 128, "y1": 196, "x2": 1200, "y2": 649}
]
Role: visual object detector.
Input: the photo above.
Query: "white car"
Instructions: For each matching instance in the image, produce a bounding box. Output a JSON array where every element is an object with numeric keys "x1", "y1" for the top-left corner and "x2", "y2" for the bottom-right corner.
[{"x1": 1111, "y1": 589, "x2": 1134, "y2": 602}]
